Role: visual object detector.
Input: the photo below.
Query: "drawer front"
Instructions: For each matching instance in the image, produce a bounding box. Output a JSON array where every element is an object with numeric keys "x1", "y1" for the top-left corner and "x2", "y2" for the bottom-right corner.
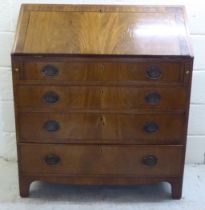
[
  {"x1": 16, "y1": 86, "x2": 187, "y2": 111},
  {"x1": 19, "y1": 113, "x2": 185, "y2": 144},
  {"x1": 21, "y1": 61, "x2": 183, "y2": 83},
  {"x1": 20, "y1": 144, "x2": 183, "y2": 177}
]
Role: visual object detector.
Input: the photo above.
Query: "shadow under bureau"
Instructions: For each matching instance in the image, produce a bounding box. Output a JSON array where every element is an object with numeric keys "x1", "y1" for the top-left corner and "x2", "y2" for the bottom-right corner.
[{"x1": 11, "y1": 4, "x2": 193, "y2": 199}]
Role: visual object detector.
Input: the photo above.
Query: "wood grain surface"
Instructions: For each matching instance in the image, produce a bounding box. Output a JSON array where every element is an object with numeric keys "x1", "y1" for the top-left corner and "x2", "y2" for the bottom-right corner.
[
  {"x1": 16, "y1": 85, "x2": 187, "y2": 111},
  {"x1": 21, "y1": 60, "x2": 184, "y2": 83},
  {"x1": 12, "y1": 4, "x2": 193, "y2": 56},
  {"x1": 18, "y1": 112, "x2": 185, "y2": 144},
  {"x1": 19, "y1": 144, "x2": 183, "y2": 177}
]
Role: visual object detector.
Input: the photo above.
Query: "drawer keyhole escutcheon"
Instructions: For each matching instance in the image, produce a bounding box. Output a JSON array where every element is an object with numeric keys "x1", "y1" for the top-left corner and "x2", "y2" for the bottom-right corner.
[
  {"x1": 144, "y1": 92, "x2": 161, "y2": 105},
  {"x1": 43, "y1": 120, "x2": 60, "y2": 132},
  {"x1": 43, "y1": 91, "x2": 59, "y2": 104},
  {"x1": 146, "y1": 66, "x2": 162, "y2": 79},
  {"x1": 144, "y1": 122, "x2": 159, "y2": 133},
  {"x1": 42, "y1": 65, "x2": 59, "y2": 77},
  {"x1": 98, "y1": 116, "x2": 106, "y2": 126},
  {"x1": 44, "y1": 154, "x2": 61, "y2": 165},
  {"x1": 142, "y1": 155, "x2": 158, "y2": 166}
]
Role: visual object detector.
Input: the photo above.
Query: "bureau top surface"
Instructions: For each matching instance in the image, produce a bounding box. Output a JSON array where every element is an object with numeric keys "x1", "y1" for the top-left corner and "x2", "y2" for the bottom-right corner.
[{"x1": 12, "y1": 4, "x2": 193, "y2": 56}]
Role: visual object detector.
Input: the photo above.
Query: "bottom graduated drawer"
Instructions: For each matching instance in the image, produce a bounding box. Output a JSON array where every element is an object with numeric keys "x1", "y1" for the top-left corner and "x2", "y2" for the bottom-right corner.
[{"x1": 19, "y1": 144, "x2": 183, "y2": 177}]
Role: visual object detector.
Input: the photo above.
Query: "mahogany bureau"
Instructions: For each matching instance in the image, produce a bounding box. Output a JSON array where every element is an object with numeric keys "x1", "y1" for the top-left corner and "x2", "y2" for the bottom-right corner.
[{"x1": 11, "y1": 4, "x2": 193, "y2": 199}]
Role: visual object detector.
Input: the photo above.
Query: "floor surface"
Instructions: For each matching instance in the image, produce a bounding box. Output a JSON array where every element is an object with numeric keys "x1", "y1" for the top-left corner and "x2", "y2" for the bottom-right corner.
[{"x1": 0, "y1": 159, "x2": 205, "y2": 210}]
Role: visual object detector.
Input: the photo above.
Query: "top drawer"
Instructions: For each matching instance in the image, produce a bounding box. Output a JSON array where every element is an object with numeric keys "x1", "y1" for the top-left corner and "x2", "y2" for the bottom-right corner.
[{"x1": 18, "y1": 60, "x2": 184, "y2": 83}]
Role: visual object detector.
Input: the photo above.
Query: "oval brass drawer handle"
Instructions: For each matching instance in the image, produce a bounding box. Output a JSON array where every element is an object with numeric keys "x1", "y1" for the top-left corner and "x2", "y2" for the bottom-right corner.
[
  {"x1": 44, "y1": 154, "x2": 61, "y2": 165},
  {"x1": 43, "y1": 91, "x2": 59, "y2": 104},
  {"x1": 142, "y1": 155, "x2": 158, "y2": 166},
  {"x1": 144, "y1": 92, "x2": 161, "y2": 105},
  {"x1": 43, "y1": 120, "x2": 60, "y2": 132},
  {"x1": 146, "y1": 66, "x2": 162, "y2": 79},
  {"x1": 143, "y1": 122, "x2": 159, "y2": 133},
  {"x1": 42, "y1": 65, "x2": 59, "y2": 77}
]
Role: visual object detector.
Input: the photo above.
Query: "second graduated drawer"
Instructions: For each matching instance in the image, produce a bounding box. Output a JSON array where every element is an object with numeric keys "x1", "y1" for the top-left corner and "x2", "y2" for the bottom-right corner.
[
  {"x1": 18, "y1": 112, "x2": 186, "y2": 144},
  {"x1": 16, "y1": 86, "x2": 187, "y2": 111}
]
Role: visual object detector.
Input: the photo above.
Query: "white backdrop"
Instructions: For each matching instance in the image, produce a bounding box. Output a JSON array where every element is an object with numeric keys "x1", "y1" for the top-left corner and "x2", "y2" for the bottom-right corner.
[{"x1": 0, "y1": 0, "x2": 205, "y2": 163}]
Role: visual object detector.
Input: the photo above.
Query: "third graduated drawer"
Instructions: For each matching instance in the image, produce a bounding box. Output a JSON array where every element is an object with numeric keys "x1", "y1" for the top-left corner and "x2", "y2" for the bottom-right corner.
[
  {"x1": 18, "y1": 112, "x2": 186, "y2": 144},
  {"x1": 16, "y1": 85, "x2": 187, "y2": 111}
]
